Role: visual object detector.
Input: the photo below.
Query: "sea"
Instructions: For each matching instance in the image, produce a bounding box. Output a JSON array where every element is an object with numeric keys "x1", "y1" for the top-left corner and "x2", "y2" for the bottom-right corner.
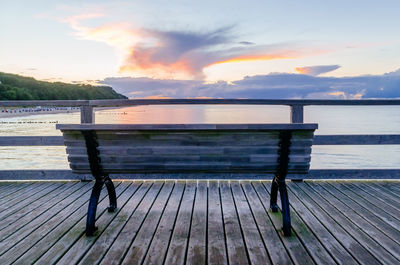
[{"x1": 0, "y1": 105, "x2": 399, "y2": 170}]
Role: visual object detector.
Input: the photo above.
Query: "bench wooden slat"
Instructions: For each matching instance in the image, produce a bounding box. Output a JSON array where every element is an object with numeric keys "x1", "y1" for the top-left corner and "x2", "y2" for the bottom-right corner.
[
  {"x1": 57, "y1": 123, "x2": 318, "y2": 131},
  {"x1": 66, "y1": 146, "x2": 312, "y2": 156},
  {"x1": 67, "y1": 154, "x2": 311, "y2": 163}
]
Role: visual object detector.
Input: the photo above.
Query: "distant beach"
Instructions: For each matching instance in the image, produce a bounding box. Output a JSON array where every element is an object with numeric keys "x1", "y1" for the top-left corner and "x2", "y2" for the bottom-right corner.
[{"x1": 0, "y1": 107, "x2": 80, "y2": 118}]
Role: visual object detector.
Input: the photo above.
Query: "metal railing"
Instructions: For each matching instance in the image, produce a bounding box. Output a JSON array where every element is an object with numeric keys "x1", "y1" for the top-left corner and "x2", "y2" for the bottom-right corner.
[{"x1": 1, "y1": 99, "x2": 399, "y2": 179}]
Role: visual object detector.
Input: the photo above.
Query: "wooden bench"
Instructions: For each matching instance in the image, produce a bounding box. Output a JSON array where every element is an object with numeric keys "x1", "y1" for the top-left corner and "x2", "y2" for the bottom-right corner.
[{"x1": 57, "y1": 123, "x2": 318, "y2": 236}]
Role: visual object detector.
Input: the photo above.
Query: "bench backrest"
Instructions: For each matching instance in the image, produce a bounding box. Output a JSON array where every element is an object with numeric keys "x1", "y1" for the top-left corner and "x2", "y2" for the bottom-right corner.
[{"x1": 57, "y1": 124, "x2": 318, "y2": 174}]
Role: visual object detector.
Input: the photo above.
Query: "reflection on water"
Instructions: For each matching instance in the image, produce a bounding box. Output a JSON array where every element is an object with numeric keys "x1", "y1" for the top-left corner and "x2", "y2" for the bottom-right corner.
[
  {"x1": 96, "y1": 105, "x2": 290, "y2": 125},
  {"x1": 0, "y1": 105, "x2": 399, "y2": 169}
]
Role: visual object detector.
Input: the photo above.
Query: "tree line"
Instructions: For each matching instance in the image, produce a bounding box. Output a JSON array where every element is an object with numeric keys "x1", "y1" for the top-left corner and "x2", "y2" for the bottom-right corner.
[{"x1": 0, "y1": 72, "x2": 127, "y2": 100}]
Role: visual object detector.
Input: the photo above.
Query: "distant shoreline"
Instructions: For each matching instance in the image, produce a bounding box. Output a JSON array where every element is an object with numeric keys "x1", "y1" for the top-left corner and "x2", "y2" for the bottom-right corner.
[
  {"x1": 0, "y1": 108, "x2": 80, "y2": 118},
  {"x1": 0, "y1": 106, "x2": 124, "y2": 119}
]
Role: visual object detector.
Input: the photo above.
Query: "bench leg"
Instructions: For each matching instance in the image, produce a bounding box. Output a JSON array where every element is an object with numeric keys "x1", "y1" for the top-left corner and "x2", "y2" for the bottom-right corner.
[
  {"x1": 270, "y1": 176, "x2": 279, "y2": 212},
  {"x1": 270, "y1": 176, "x2": 292, "y2": 236},
  {"x1": 86, "y1": 179, "x2": 104, "y2": 236},
  {"x1": 279, "y1": 180, "x2": 292, "y2": 236},
  {"x1": 104, "y1": 176, "x2": 117, "y2": 212}
]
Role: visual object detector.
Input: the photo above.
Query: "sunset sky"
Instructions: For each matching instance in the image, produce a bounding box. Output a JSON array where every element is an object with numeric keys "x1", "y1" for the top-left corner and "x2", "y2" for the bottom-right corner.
[{"x1": 1, "y1": 0, "x2": 400, "y2": 98}]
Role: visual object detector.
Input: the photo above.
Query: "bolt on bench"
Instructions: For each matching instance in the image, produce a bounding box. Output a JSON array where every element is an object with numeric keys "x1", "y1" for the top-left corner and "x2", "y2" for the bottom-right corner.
[{"x1": 57, "y1": 123, "x2": 318, "y2": 236}]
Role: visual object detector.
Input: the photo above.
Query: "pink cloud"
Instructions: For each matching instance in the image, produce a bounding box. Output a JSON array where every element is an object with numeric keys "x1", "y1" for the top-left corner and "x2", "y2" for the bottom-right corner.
[
  {"x1": 61, "y1": 13, "x2": 334, "y2": 79},
  {"x1": 295, "y1": 65, "x2": 341, "y2": 76}
]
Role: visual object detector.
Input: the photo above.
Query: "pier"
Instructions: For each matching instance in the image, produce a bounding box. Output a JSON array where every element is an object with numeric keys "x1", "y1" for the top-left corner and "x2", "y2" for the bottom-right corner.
[{"x1": 0, "y1": 99, "x2": 399, "y2": 264}]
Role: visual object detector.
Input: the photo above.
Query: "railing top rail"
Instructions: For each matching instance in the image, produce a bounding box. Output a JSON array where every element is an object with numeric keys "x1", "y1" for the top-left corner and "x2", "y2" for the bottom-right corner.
[{"x1": 1, "y1": 98, "x2": 400, "y2": 107}]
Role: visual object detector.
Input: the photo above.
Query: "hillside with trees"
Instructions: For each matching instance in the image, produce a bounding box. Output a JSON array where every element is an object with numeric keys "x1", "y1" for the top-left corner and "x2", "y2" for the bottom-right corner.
[{"x1": 0, "y1": 72, "x2": 127, "y2": 100}]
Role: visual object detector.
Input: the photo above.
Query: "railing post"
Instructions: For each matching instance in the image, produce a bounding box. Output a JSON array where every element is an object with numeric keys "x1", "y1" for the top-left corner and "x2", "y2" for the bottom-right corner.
[
  {"x1": 290, "y1": 104, "x2": 304, "y2": 123},
  {"x1": 81, "y1": 105, "x2": 94, "y2": 124}
]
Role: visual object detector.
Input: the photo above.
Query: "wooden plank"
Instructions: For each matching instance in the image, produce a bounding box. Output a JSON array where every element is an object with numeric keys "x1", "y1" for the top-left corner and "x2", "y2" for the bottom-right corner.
[
  {"x1": 5, "y1": 133, "x2": 400, "y2": 149},
  {"x1": 63, "y1": 133, "x2": 312, "y2": 143},
  {"x1": 15, "y1": 134, "x2": 400, "y2": 147},
  {"x1": 0, "y1": 182, "x2": 54, "y2": 210},
  {"x1": 57, "y1": 123, "x2": 318, "y2": 130},
  {"x1": 86, "y1": 98, "x2": 400, "y2": 107},
  {"x1": 316, "y1": 182, "x2": 400, "y2": 244},
  {"x1": 256, "y1": 182, "x2": 325, "y2": 265},
  {"x1": 269, "y1": 182, "x2": 359, "y2": 265},
  {"x1": 17, "y1": 182, "x2": 124, "y2": 265},
  {"x1": 368, "y1": 182, "x2": 400, "y2": 200},
  {"x1": 65, "y1": 130, "x2": 312, "y2": 138},
  {"x1": 0, "y1": 183, "x2": 87, "y2": 238},
  {"x1": 63, "y1": 138, "x2": 312, "y2": 147},
  {"x1": 163, "y1": 181, "x2": 196, "y2": 265},
  {"x1": 379, "y1": 182, "x2": 400, "y2": 193},
  {"x1": 289, "y1": 183, "x2": 382, "y2": 265},
  {"x1": 186, "y1": 181, "x2": 208, "y2": 265},
  {"x1": 352, "y1": 182, "x2": 400, "y2": 210},
  {"x1": 306, "y1": 169, "x2": 400, "y2": 180},
  {"x1": 241, "y1": 181, "x2": 293, "y2": 265},
  {"x1": 76, "y1": 181, "x2": 152, "y2": 265},
  {"x1": 0, "y1": 136, "x2": 64, "y2": 146},
  {"x1": 305, "y1": 182, "x2": 400, "y2": 262},
  {"x1": 2, "y1": 169, "x2": 400, "y2": 181},
  {"x1": 2, "y1": 98, "x2": 400, "y2": 108},
  {"x1": 314, "y1": 135, "x2": 400, "y2": 145},
  {"x1": 0, "y1": 170, "x2": 91, "y2": 180},
  {"x1": 65, "y1": 146, "x2": 311, "y2": 156},
  {"x1": 121, "y1": 182, "x2": 175, "y2": 265},
  {"x1": 92, "y1": 131, "x2": 283, "y2": 140},
  {"x1": 67, "y1": 154, "x2": 310, "y2": 163},
  {"x1": 68, "y1": 163, "x2": 309, "y2": 174},
  {"x1": 0, "y1": 182, "x2": 20, "y2": 193},
  {"x1": 0, "y1": 182, "x2": 79, "y2": 231},
  {"x1": 219, "y1": 181, "x2": 249, "y2": 265},
  {"x1": 332, "y1": 182, "x2": 400, "y2": 226},
  {"x1": 142, "y1": 181, "x2": 186, "y2": 265},
  {"x1": 0, "y1": 182, "x2": 97, "y2": 261},
  {"x1": 98, "y1": 182, "x2": 164, "y2": 265},
  {"x1": 47, "y1": 182, "x2": 138, "y2": 265},
  {"x1": 230, "y1": 181, "x2": 271, "y2": 265},
  {"x1": 0, "y1": 182, "x2": 61, "y2": 220},
  {"x1": 207, "y1": 181, "x2": 228, "y2": 265},
  {"x1": 0, "y1": 182, "x2": 35, "y2": 200}
]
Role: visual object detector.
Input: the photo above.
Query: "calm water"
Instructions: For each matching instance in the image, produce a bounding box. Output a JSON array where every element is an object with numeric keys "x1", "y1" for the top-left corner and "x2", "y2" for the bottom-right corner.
[{"x1": 0, "y1": 105, "x2": 399, "y2": 169}]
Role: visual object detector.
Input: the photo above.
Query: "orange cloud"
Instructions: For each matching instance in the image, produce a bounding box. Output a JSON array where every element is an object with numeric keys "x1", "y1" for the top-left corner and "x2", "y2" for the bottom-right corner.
[
  {"x1": 210, "y1": 53, "x2": 298, "y2": 66},
  {"x1": 61, "y1": 14, "x2": 334, "y2": 80},
  {"x1": 294, "y1": 67, "x2": 308, "y2": 75},
  {"x1": 295, "y1": 65, "x2": 340, "y2": 76}
]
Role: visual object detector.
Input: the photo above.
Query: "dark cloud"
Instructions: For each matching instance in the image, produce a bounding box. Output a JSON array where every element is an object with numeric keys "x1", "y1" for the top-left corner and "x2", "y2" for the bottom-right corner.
[
  {"x1": 120, "y1": 26, "x2": 310, "y2": 79},
  {"x1": 238, "y1": 41, "x2": 255, "y2": 45},
  {"x1": 102, "y1": 77, "x2": 203, "y2": 98},
  {"x1": 102, "y1": 68, "x2": 400, "y2": 99},
  {"x1": 295, "y1": 65, "x2": 341, "y2": 76}
]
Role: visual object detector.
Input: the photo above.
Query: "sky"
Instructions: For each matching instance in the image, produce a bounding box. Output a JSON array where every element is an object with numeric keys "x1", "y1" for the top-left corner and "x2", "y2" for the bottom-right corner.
[{"x1": 1, "y1": 0, "x2": 400, "y2": 99}]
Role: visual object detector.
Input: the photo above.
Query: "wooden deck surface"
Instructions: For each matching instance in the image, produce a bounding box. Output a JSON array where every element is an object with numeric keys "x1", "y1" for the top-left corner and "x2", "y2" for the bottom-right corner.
[{"x1": 0, "y1": 180, "x2": 399, "y2": 265}]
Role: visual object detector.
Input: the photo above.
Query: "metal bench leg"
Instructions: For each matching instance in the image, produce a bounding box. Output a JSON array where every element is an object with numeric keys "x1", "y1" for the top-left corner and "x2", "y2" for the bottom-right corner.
[
  {"x1": 278, "y1": 180, "x2": 292, "y2": 236},
  {"x1": 86, "y1": 179, "x2": 104, "y2": 236},
  {"x1": 270, "y1": 176, "x2": 279, "y2": 212},
  {"x1": 104, "y1": 176, "x2": 117, "y2": 212}
]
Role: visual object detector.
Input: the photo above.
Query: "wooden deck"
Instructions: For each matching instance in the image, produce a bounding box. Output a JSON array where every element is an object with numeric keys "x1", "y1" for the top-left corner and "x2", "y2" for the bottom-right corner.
[{"x1": 0, "y1": 180, "x2": 399, "y2": 265}]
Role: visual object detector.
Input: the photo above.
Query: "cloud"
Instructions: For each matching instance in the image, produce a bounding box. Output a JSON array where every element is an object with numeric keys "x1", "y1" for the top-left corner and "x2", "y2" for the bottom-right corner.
[
  {"x1": 61, "y1": 14, "x2": 139, "y2": 54},
  {"x1": 101, "y1": 68, "x2": 400, "y2": 99},
  {"x1": 294, "y1": 65, "x2": 341, "y2": 76},
  {"x1": 61, "y1": 13, "x2": 332, "y2": 79}
]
